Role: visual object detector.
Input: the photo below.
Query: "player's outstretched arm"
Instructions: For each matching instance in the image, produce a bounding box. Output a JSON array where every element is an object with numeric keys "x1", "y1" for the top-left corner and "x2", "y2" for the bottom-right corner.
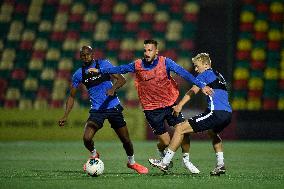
[
  {"x1": 166, "y1": 59, "x2": 204, "y2": 87},
  {"x1": 166, "y1": 59, "x2": 213, "y2": 96},
  {"x1": 88, "y1": 63, "x2": 135, "y2": 75},
  {"x1": 172, "y1": 85, "x2": 200, "y2": 116},
  {"x1": 58, "y1": 87, "x2": 77, "y2": 127},
  {"x1": 107, "y1": 74, "x2": 126, "y2": 96}
]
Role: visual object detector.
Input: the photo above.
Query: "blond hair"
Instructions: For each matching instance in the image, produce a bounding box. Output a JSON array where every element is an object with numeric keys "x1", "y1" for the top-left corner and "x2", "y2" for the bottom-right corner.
[{"x1": 192, "y1": 53, "x2": 211, "y2": 66}]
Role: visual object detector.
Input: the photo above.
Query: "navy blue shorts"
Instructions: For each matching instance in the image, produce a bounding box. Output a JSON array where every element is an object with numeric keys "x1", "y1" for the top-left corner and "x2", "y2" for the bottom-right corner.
[
  {"x1": 87, "y1": 104, "x2": 126, "y2": 129},
  {"x1": 144, "y1": 105, "x2": 185, "y2": 135},
  {"x1": 188, "y1": 109, "x2": 232, "y2": 133}
]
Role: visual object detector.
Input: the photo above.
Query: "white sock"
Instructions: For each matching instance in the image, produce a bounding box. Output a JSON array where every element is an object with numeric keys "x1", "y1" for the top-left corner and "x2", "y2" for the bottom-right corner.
[
  {"x1": 157, "y1": 149, "x2": 165, "y2": 158},
  {"x1": 182, "y1": 152, "x2": 190, "y2": 162},
  {"x1": 91, "y1": 149, "x2": 97, "y2": 156},
  {"x1": 128, "y1": 155, "x2": 135, "y2": 165},
  {"x1": 162, "y1": 149, "x2": 175, "y2": 165},
  {"x1": 216, "y1": 152, "x2": 224, "y2": 166}
]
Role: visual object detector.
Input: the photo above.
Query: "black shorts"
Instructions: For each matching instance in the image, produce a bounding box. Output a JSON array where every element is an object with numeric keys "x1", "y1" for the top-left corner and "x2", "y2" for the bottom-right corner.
[
  {"x1": 144, "y1": 105, "x2": 185, "y2": 135},
  {"x1": 87, "y1": 104, "x2": 126, "y2": 129},
  {"x1": 188, "y1": 109, "x2": 232, "y2": 133}
]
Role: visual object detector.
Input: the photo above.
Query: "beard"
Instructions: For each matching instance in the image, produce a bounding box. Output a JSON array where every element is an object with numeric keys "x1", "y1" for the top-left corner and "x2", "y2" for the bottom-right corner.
[
  {"x1": 83, "y1": 59, "x2": 93, "y2": 67},
  {"x1": 144, "y1": 56, "x2": 155, "y2": 64}
]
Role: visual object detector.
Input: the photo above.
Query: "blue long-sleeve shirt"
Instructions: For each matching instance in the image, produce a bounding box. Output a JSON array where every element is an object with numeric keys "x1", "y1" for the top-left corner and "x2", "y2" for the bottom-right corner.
[
  {"x1": 197, "y1": 69, "x2": 232, "y2": 112},
  {"x1": 99, "y1": 57, "x2": 205, "y2": 88}
]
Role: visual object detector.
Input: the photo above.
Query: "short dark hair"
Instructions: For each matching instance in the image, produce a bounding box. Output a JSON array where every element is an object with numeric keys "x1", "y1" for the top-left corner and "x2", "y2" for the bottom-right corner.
[
  {"x1": 80, "y1": 46, "x2": 93, "y2": 53},
  {"x1": 144, "y1": 39, "x2": 158, "y2": 47}
]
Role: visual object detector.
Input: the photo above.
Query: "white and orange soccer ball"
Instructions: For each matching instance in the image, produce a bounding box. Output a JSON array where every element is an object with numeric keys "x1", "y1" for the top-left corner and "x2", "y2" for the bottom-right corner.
[{"x1": 85, "y1": 158, "x2": 104, "y2": 177}]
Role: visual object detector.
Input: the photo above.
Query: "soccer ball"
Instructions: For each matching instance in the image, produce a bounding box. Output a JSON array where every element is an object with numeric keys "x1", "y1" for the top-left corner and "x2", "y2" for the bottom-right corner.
[{"x1": 85, "y1": 158, "x2": 104, "y2": 177}]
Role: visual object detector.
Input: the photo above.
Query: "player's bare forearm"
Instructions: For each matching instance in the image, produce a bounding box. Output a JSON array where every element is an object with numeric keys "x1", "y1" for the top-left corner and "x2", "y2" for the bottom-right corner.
[
  {"x1": 172, "y1": 97, "x2": 189, "y2": 116},
  {"x1": 63, "y1": 96, "x2": 74, "y2": 117},
  {"x1": 58, "y1": 96, "x2": 74, "y2": 127},
  {"x1": 63, "y1": 87, "x2": 77, "y2": 117},
  {"x1": 59, "y1": 88, "x2": 77, "y2": 127},
  {"x1": 178, "y1": 94, "x2": 191, "y2": 108},
  {"x1": 111, "y1": 74, "x2": 126, "y2": 91},
  {"x1": 172, "y1": 86, "x2": 199, "y2": 116},
  {"x1": 107, "y1": 74, "x2": 126, "y2": 96},
  {"x1": 178, "y1": 85, "x2": 200, "y2": 107}
]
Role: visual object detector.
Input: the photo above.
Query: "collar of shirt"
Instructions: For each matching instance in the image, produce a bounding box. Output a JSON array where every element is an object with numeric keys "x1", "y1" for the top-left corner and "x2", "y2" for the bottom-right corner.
[
  {"x1": 82, "y1": 60, "x2": 96, "y2": 74},
  {"x1": 142, "y1": 57, "x2": 159, "y2": 69}
]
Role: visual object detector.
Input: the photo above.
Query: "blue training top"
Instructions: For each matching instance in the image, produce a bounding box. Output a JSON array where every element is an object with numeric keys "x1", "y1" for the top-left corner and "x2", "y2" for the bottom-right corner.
[
  {"x1": 99, "y1": 57, "x2": 206, "y2": 88},
  {"x1": 72, "y1": 59, "x2": 121, "y2": 110},
  {"x1": 196, "y1": 69, "x2": 232, "y2": 112}
]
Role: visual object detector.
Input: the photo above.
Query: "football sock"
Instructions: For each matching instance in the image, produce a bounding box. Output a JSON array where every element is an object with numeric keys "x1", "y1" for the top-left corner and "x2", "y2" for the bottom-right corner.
[
  {"x1": 157, "y1": 149, "x2": 165, "y2": 158},
  {"x1": 162, "y1": 149, "x2": 175, "y2": 165},
  {"x1": 216, "y1": 152, "x2": 224, "y2": 166},
  {"x1": 128, "y1": 155, "x2": 135, "y2": 165},
  {"x1": 182, "y1": 153, "x2": 190, "y2": 162},
  {"x1": 91, "y1": 149, "x2": 97, "y2": 157}
]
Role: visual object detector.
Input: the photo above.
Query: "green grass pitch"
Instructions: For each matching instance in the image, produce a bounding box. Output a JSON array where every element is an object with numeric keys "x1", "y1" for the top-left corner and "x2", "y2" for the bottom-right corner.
[{"x1": 0, "y1": 141, "x2": 283, "y2": 189}]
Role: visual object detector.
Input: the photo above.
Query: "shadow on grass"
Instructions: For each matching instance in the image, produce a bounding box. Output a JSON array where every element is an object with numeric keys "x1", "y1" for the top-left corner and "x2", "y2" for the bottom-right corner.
[
  {"x1": 5, "y1": 169, "x2": 280, "y2": 182},
  {"x1": 28, "y1": 169, "x2": 203, "y2": 179}
]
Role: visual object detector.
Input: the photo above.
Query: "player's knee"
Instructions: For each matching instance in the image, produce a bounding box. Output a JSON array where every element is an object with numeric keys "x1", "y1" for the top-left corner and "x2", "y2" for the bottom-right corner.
[
  {"x1": 208, "y1": 130, "x2": 219, "y2": 139},
  {"x1": 215, "y1": 135, "x2": 222, "y2": 143},
  {"x1": 175, "y1": 124, "x2": 184, "y2": 134},
  {"x1": 208, "y1": 132, "x2": 222, "y2": 143},
  {"x1": 86, "y1": 121, "x2": 100, "y2": 129}
]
